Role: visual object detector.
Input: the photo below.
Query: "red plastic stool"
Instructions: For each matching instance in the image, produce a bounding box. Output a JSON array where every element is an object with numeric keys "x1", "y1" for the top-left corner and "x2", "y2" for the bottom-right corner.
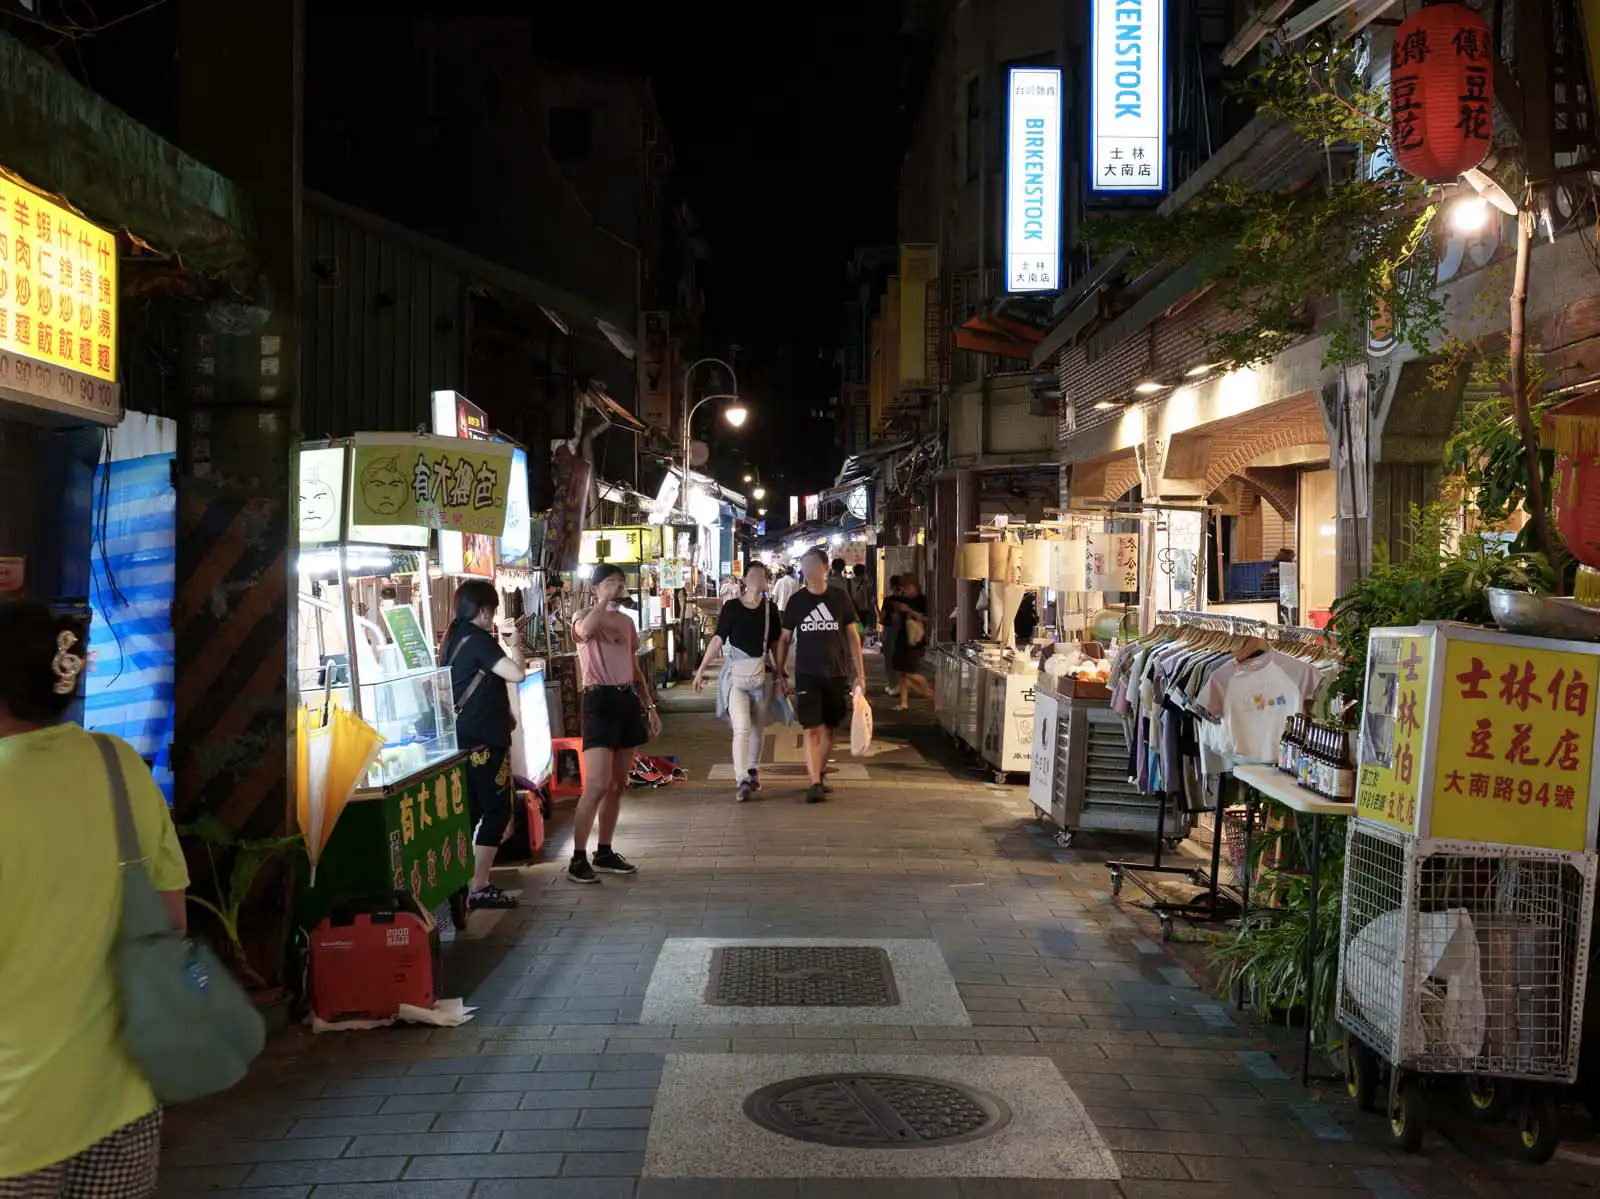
[{"x1": 548, "y1": 738, "x2": 586, "y2": 802}]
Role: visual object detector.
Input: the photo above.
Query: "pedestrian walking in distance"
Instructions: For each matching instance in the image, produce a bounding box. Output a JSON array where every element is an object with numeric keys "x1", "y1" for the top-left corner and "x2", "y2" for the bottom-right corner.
[
  {"x1": 569, "y1": 564, "x2": 661, "y2": 883},
  {"x1": 774, "y1": 547, "x2": 867, "y2": 803},
  {"x1": 887, "y1": 579, "x2": 934, "y2": 710},
  {"x1": 693, "y1": 562, "x2": 782, "y2": 802}
]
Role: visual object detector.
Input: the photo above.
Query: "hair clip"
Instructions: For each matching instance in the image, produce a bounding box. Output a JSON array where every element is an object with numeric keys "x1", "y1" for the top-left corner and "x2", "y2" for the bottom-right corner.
[{"x1": 51, "y1": 630, "x2": 85, "y2": 696}]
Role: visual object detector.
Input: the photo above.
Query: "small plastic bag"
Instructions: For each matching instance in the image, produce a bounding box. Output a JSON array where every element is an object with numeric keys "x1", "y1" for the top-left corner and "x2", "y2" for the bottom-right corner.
[{"x1": 850, "y1": 688, "x2": 874, "y2": 756}]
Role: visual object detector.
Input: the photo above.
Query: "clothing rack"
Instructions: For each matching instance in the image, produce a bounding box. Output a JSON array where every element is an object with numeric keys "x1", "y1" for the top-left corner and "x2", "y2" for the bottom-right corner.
[{"x1": 1106, "y1": 611, "x2": 1336, "y2": 940}]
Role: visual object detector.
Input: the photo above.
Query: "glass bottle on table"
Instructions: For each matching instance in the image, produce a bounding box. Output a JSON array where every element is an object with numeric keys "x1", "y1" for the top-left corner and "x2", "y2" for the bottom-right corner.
[
  {"x1": 1279, "y1": 713, "x2": 1302, "y2": 776},
  {"x1": 1330, "y1": 724, "x2": 1356, "y2": 800}
]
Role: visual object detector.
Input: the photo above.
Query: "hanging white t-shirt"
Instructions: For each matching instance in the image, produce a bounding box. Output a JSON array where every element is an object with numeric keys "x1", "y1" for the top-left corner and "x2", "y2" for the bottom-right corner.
[{"x1": 1197, "y1": 651, "x2": 1320, "y2": 765}]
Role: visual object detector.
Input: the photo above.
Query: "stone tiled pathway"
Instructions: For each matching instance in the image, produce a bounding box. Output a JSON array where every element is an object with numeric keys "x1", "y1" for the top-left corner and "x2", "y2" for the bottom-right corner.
[{"x1": 161, "y1": 686, "x2": 1599, "y2": 1197}]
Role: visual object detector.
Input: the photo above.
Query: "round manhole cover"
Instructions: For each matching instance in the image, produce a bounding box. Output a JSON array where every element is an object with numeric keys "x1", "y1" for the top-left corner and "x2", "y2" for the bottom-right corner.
[{"x1": 743, "y1": 1072, "x2": 1012, "y2": 1149}]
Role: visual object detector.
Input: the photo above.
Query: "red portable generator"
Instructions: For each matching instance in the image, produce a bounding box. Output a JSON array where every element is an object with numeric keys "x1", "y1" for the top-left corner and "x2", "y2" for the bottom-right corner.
[{"x1": 309, "y1": 891, "x2": 439, "y2": 1023}]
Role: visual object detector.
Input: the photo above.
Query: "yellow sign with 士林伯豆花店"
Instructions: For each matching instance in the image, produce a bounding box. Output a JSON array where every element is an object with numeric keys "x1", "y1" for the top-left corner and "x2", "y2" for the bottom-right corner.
[
  {"x1": 1353, "y1": 623, "x2": 1600, "y2": 852},
  {"x1": 0, "y1": 173, "x2": 120, "y2": 421},
  {"x1": 348, "y1": 433, "x2": 514, "y2": 538},
  {"x1": 1429, "y1": 638, "x2": 1597, "y2": 850},
  {"x1": 1355, "y1": 632, "x2": 1431, "y2": 835}
]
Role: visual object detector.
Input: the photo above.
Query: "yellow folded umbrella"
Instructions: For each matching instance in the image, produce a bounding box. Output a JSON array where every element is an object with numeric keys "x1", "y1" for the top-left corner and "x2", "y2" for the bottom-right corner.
[{"x1": 296, "y1": 703, "x2": 383, "y2": 884}]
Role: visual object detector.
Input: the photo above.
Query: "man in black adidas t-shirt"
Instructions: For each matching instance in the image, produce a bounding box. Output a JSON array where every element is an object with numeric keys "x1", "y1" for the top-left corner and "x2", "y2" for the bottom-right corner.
[{"x1": 775, "y1": 546, "x2": 867, "y2": 803}]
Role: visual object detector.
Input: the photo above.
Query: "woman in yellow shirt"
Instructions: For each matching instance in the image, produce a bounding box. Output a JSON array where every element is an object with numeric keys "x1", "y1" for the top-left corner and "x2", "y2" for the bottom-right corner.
[{"x1": 0, "y1": 600, "x2": 188, "y2": 1197}]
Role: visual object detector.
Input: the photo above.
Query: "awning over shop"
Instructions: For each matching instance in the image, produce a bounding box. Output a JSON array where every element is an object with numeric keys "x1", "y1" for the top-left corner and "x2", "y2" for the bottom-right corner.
[
  {"x1": 0, "y1": 32, "x2": 254, "y2": 277},
  {"x1": 586, "y1": 387, "x2": 649, "y2": 435},
  {"x1": 954, "y1": 313, "x2": 1046, "y2": 360},
  {"x1": 832, "y1": 439, "x2": 916, "y2": 489}
]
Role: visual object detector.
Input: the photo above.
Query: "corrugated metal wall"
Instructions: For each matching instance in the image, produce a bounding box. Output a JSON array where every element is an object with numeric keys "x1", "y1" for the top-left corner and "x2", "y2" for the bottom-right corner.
[{"x1": 300, "y1": 196, "x2": 471, "y2": 438}]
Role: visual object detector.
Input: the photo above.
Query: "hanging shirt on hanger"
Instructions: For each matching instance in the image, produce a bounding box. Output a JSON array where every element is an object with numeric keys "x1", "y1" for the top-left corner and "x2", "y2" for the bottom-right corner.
[{"x1": 1196, "y1": 650, "x2": 1320, "y2": 765}]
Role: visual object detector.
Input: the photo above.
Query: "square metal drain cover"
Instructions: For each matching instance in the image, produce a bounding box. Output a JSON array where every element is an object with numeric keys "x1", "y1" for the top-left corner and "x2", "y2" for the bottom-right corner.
[{"x1": 706, "y1": 945, "x2": 900, "y2": 1007}]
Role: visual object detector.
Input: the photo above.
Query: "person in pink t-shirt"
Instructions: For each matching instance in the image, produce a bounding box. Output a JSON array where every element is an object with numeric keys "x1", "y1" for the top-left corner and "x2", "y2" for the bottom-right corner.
[{"x1": 567, "y1": 564, "x2": 661, "y2": 884}]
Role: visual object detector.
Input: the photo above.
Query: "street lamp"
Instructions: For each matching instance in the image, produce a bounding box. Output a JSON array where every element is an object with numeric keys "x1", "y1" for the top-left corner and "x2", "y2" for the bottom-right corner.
[
  {"x1": 678, "y1": 356, "x2": 745, "y2": 524},
  {"x1": 752, "y1": 485, "x2": 766, "y2": 501}
]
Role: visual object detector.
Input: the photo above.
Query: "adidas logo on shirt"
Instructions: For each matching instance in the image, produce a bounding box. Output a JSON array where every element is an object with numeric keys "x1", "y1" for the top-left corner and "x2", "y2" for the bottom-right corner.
[{"x1": 798, "y1": 603, "x2": 840, "y2": 633}]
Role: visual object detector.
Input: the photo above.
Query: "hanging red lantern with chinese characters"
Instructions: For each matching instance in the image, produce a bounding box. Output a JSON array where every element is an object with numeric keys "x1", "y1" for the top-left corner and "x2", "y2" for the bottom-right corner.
[{"x1": 1389, "y1": 2, "x2": 1494, "y2": 183}]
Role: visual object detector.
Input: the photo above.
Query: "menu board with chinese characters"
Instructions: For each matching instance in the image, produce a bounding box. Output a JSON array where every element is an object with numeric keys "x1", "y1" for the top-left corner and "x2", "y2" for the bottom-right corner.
[
  {"x1": 348, "y1": 432, "x2": 513, "y2": 538},
  {"x1": 295, "y1": 751, "x2": 472, "y2": 930},
  {"x1": 391, "y1": 754, "x2": 472, "y2": 912},
  {"x1": 0, "y1": 174, "x2": 119, "y2": 421},
  {"x1": 380, "y1": 605, "x2": 434, "y2": 672},
  {"x1": 1356, "y1": 631, "x2": 1431, "y2": 834},
  {"x1": 1430, "y1": 638, "x2": 1595, "y2": 850}
]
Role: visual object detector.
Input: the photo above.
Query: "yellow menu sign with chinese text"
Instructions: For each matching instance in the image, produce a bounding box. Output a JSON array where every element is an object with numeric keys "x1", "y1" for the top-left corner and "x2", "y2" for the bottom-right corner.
[
  {"x1": 349, "y1": 433, "x2": 513, "y2": 538},
  {"x1": 1430, "y1": 638, "x2": 1595, "y2": 850},
  {"x1": 1356, "y1": 632, "x2": 1431, "y2": 834},
  {"x1": 0, "y1": 175, "x2": 118, "y2": 384}
]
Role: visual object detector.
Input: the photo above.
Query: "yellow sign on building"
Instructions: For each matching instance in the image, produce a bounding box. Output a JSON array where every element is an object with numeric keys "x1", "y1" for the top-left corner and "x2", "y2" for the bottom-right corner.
[
  {"x1": 580, "y1": 526, "x2": 663, "y2": 565},
  {"x1": 1430, "y1": 638, "x2": 1595, "y2": 850},
  {"x1": 348, "y1": 433, "x2": 513, "y2": 538},
  {"x1": 0, "y1": 175, "x2": 118, "y2": 385}
]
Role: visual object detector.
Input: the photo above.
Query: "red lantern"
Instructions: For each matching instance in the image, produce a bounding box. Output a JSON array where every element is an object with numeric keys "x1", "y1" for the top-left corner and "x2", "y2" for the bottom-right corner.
[
  {"x1": 1547, "y1": 396, "x2": 1600, "y2": 570},
  {"x1": 1389, "y1": 3, "x2": 1494, "y2": 183}
]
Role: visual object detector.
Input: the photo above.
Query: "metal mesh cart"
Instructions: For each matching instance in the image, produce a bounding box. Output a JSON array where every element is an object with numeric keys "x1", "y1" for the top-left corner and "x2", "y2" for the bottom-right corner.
[
  {"x1": 1337, "y1": 820, "x2": 1595, "y2": 1158},
  {"x1": 1337, "y1": 622, "x2": 1600, "y2": 1160}
]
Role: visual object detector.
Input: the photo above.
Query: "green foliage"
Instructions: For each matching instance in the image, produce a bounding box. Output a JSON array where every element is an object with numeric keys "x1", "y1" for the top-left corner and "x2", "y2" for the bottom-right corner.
[
  {"x1": 1214, "y1": 820, "x2": 1347, "y2": 1044},
  {"x1": 1081, "y1": 33, "x2": 1443, "y2": 370},
  {"x1": 179, "y1": 814, "x2": 302, "y2": 985},
  {"x1": 1326, "y1": 504, "x2": 1557, "y2": 707},
  {"x1": 1441, "y1": 354, "x2": 1560, "y2": 558}
]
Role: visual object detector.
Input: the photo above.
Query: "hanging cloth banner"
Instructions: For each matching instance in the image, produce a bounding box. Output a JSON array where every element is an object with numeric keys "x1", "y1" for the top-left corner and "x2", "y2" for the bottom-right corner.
[
  {"x1": 958, "y1": 542, "x2": 989, "y2": 580},
  {"x1": 1051, "y1": 534, "x2": 1087, "y2": 592},
  {"x1": 987, "y1": 539, "x2": 1018, "y2": 583},
  {"x1": 348, "y1": 433, "x2": 514, "y2": 537},
  {"x1": 1018, "y1": 539, "x2": 1053, "y2": 587},
  {"x1": 1086, "y1": 532, "x2": 1139, "y2": 592}
]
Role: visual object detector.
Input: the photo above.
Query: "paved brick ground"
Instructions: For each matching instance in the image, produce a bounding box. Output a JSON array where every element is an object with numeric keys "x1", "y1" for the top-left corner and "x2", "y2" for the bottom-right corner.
[{"x1": 161, "y1": 665, "x2": 1600, "y2": 1197}]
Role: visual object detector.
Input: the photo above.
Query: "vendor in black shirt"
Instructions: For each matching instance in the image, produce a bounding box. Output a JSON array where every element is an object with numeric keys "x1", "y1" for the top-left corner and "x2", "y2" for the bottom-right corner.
[
  {"x1": 693, "y1": 562, "x2": 782, "y2": 802},
  {"x1": 439, "y1": 579, "x2": 526, "y2": 910}
]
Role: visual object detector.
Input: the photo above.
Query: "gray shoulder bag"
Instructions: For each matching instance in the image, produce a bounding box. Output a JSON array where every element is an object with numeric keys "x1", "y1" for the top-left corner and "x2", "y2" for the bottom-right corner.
[{"x1": 94, "y1": 734, "x2": 265, "y2": 1103}]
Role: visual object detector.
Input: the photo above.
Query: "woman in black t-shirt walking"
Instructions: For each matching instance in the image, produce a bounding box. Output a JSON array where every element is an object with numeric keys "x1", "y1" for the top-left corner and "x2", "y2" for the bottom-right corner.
[
  {"x1": 693, "y1": 563, "x2": 782, "y2": 802},
  {"x1": 439, "y1": 580, "x2": 526, "y2": 910}
]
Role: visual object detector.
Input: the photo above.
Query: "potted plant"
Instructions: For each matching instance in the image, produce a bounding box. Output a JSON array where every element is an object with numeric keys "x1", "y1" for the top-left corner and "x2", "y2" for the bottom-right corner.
[{"x1": 179, "y1": 814, "x2": 303, "y2": 1027}]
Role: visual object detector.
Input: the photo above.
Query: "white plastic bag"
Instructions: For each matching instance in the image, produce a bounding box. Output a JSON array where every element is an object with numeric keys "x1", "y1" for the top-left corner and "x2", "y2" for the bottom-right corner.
[{"x1": 850, "y1": 688, "x2": 874, "y2": 756}]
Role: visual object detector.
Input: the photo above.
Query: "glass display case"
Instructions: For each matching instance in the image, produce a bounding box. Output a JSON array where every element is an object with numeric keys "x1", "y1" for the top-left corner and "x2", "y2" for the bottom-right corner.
[{"x1": 297, "y1": 664, "x2": 458, "y2": 789}]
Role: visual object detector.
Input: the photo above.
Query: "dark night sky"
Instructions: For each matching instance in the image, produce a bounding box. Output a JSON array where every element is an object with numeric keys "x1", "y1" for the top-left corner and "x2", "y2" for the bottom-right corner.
[
  {"x1": 552, "y1": 3, "x2": 909, "y2": 342},
  {"x1": 527, "y1": 3, "x2": 911, "y2": 491},
  {"x1": 23, "y1": 0, "x2": 914, "y2": 491},
  {"x1": 522, "y1": 3, "x2": 913, "y2": 492}
]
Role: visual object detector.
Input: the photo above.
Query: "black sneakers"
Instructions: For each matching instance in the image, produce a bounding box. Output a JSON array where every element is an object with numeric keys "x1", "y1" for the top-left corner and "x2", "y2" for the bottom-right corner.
[
  {"x1": 747, "y1": 769, "x2": 761, "y2": 792},
  {"x1": 806, "y1": 783, "x2": 827, "y2": 804},
  {"x1": 468, "y1": 885, "x2": 519, "y2": 909},
  {"x1": 567, "y1": 857, "x2": 599, "y2": 885},
  {"x1": 592, "y1": 849, "x2": 639, "y2": 875}
]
